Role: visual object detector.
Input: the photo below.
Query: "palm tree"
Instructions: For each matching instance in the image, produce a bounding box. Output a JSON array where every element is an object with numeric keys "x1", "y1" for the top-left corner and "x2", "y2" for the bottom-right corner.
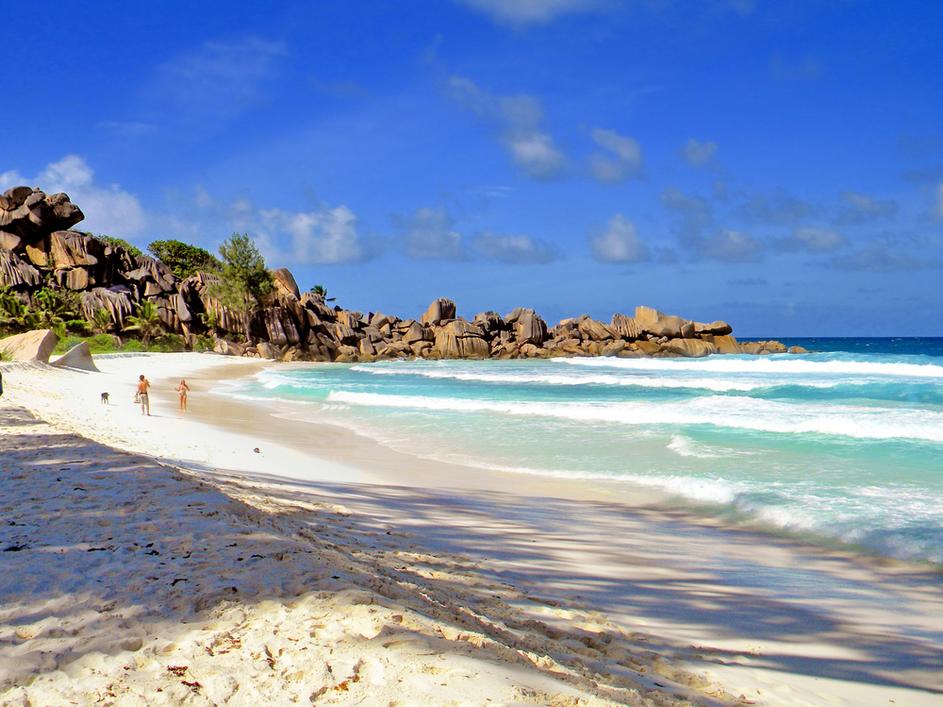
[
  {"x1": 0, "y1": 286, "x2": 32, "y2": 334},
  {"x1": 124, "y1": 300, "x2": 163, "y2": 349},
  {"x1": 91, "y1": 307, "x2": 113, "y2": 334},
  {"x1": 309, "y1": 284, "x2": 335, "y2": 302}
]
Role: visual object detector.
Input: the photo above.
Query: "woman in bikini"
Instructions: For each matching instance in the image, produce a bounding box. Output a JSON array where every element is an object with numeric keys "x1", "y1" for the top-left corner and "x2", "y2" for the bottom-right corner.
[
  {"x1": 137, "y1": 374, "x2": 151, "y2": 416},
  {"x1": 176, "y1": 379, "x2": 190, "y2": 412}
]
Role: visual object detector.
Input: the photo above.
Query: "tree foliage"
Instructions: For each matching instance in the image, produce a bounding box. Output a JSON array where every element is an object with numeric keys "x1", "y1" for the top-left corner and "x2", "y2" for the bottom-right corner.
[
  {"x1": 96, "y1": 235, "x2": 142, "y2": 258},
  {"x1": 124, "y1": 300, "x2": 163, "y2": 348},
  {"x1": 32, "y1": 287, "x2": 84, "y2": 337},
  {"x1": 210, "y1": 233, "x2": 273, "y2": 308},
  {"x1": 148, "y1": 239, "x2": 221, "y2": 279}
]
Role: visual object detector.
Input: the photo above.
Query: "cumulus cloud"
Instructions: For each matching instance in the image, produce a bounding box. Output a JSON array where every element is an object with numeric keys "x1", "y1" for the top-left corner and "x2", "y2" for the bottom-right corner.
[
  {"x1": 456, "y1": 0, "x2": 599, "y2": 25},
  {"x1": 701, "y1": 229, "x2": 761, "y2": 262},
  {"x1": 393, "y1": 207, "x2": 466, "y2": 260},
  {"x1": 682, "y1": 138, "x2": 718, "y2": 167},
  {"x1": 448, "y1": 76, "x2": 565, "y2": 179},
  {"x1": 0, "y1": 155, "x2": 146, "y2": 237},
  {"x1": 590, "y1": 214, "x2": 650, "y2": 263},
  {"x1": 257, "y1": 205, "x2": 367, "y2": 265},
  {"x1": 775, "y1": 226, "x2": 846, "y2": 253},
  {"x1": 829, "y1": 243, "x2": 943, "y2": 272},
  {"x1": 661, "y1": 187, "x2": 760, "y2": 262},
  {"x1": 472, "y1": 231, "x2": 557, "y2": 263},
  {"x1": 590, "y1": 129, "x2": 643, "y2": 183},
  {"x1": 835, "y1": 191, "x2": 898, "y2": 225},
  {"x1": 736, "y1": 190, "x2": 818, "y2": 226}
]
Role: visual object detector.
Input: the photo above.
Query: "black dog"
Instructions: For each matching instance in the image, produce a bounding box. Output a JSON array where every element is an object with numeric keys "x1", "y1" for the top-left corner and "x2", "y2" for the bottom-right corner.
[{"x1": 100, "y1": 392, "x2": 110, "y2": 405}]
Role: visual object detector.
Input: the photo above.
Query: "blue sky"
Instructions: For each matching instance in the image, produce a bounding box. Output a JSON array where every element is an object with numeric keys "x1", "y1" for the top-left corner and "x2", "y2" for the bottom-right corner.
[{"x1": 3, "y1": 0, "x2": 941, "y2": 335}]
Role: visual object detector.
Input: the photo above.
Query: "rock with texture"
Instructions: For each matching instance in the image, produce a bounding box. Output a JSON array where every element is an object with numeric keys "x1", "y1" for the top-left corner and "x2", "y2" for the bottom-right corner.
[
  {"x1": 51, "y1": 341, "x2": 99, "y2": 371},
  {"x1": 0, "y1": 329, "x2": 59, "y2": 362},
  {"x1": 420, "y1": 298, "x2": 456, "y2": 326}
]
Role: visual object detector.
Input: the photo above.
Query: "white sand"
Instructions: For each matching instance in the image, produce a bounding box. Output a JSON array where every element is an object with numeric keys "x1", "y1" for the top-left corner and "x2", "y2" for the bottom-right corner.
[{"x1": 2, "y1": 353, "x2": 943, "y2": 706}]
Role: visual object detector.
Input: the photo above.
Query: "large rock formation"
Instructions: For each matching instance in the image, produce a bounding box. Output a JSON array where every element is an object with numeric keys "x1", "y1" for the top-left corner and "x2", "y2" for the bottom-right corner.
[
  {"x1": 0, "y1": 184, "x2": 797, "y2": 364},
  {"x1": 0, "y1": 329, "x2": 59, "y2": 362},
  {"x1": 51, "y1": 341, "x2": 100, "y2": 371}
]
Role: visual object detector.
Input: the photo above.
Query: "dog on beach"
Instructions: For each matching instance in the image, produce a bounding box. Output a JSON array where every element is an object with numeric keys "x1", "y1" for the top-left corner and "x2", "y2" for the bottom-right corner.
[{"x1": 100, "y1": 392, "x2": 110, "y2": 405}]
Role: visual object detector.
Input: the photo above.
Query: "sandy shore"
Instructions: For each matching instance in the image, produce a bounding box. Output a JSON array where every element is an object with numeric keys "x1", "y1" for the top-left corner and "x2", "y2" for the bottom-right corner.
[{"x1": 2, "y1": 353, "x2": 943, "y2": 706}]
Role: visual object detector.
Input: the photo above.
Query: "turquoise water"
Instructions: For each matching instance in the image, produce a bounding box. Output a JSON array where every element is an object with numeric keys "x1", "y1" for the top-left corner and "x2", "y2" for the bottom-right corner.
[{"x1": 220, "y1": 339, "x2": 943, "y2": 565}]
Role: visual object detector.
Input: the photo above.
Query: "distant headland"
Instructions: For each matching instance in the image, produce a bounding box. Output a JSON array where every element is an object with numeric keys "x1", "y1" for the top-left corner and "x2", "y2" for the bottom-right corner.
[{"x1": 0, "y1": 186, "x2": 799, "y2": 362}]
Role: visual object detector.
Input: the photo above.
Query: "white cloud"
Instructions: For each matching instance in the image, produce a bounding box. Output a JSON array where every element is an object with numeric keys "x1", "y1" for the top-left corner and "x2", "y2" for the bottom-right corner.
[
  {"x1": 394, "y1": 207, "x2": 465, "y2": 260},
  {"x1": 3, "y1": 154, "x2": 147, "y2": 237},
  {"x1": 682, "y1": 138, "x2": 718, "y2": 167},
  {"x1": 702, "y1": 229, "x2": 761, "y2": 262},
  {"x1": 795, "y1": 227, "x2": 844, "y2": 251},
  {"x1": 457, "y1": 0, "x2": 599, "y2": 25},
  {"x1": 835, "y1": 191, "x2": 897, "y2": 225},
  {"x1": 590, "y1": 214, "x2": 650, "y2": 263},
  {"x1": 148, "y1": 37, "x2": 287, "y2": 123},
  {"x1": 448, "y1": 76, "x2": 565, "y2": 179},
  {"x1": 0, "y1": 170, "x2": 27, "y2": 191},
  {"x1": 257, "y1": 204, "x2": 366, "y2": 265},
  {"x1": 590, "y1": 128, "x2": 642, "y2": 183},
  {"x1": 472, "y1": 231, "x2": 557, "y2": 263}
]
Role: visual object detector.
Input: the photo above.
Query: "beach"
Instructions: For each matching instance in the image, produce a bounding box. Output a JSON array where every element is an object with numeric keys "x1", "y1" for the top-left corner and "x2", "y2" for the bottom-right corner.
[{"x1": 2, "y1": 353, "x2": 943, "y2": 705}]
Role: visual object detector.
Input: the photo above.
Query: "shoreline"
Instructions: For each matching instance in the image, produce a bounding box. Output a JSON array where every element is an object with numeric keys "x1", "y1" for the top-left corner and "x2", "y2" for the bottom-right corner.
[
  {"x1": 187, "y1": 358, "x2": 943, "y2": 574},
  {"x1": 3, "y1": 352, "x2": 943, "y2": 705}
]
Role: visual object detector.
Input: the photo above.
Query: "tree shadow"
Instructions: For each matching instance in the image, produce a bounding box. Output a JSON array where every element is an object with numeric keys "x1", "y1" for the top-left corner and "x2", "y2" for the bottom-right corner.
[{"x1": 3, "y1": 402, "x2": 943, "y2": 704}]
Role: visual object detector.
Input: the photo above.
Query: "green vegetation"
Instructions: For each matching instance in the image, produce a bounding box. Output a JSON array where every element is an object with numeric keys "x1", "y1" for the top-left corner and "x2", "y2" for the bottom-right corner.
[
  {"x1": 91, "y1": 307, "x2": 113, "y2": 334},
  {"x1": 55, "y1": 334, "x2": 124, "y2": 354},
  {"x1": 32, "y1": 287, "x2": 86, "y2": 337},
  {"x1": 148, "y1": 239, "x2": 221, "y2": 279},
  {"x1": 309, "y1": 284, "x2": 336, "y2": 302},
  {"x1": 206, "y1": 233, "x2": 273, "y2": 339},
  {"x1": 149, "y1": 333, "x2": 187, "y2": 352},
  {"x1": 0, "y1": 286, "x2": 34, "y2": 334},
  {"x1": 124, "y1": 300, "x2": 163, "y2": 348},
  {"x1": 96, "y1": 235, "x2": 142, "y2": 258}
]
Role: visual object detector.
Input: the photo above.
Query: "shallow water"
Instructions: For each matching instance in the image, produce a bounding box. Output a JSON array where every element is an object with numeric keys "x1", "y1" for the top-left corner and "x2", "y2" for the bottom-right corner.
[{"x1": 219, "y1": 338, "x2": 943, "y2": 565}]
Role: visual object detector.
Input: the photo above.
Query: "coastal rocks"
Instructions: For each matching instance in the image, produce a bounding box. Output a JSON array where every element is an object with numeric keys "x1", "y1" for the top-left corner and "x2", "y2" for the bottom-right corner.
[
  {"x1": 0, "y1": 187, "x2": 83, "y2": 239},
  {"x1": 420, "y1": 298, "x2": 456, "y2": 326},
  {"x1": 610, "y1": 313, "x2": 641, "y2": 340},
  {"x1": 79, "y1": 287, "x2": 135, "y2": 330},
  {"x1": 789, "y1": 345, "x2": 809, "y2": 354},
  {"x1": 507, "y1": 308, "x2": 547, "y2": 346},
  {"x1": 634, "y1": 306, "x2": 688, "y2": 339},
  {"x1": 740, "y1": 340, "x2": 788, "y2": 355},
  {"x1": 434, "y1": 320, "x2": 489, "y2": 359},
  {"x1": 213, "y1": 338, "x2": 245, "y2": 357},
  {"x1": 271, "y1": 268, "x2": 300, "y2": 300},
  {"x1": 693, "y1": 320, "x2": 732, "y2": 336},
  {"x1": 0, "y1": 250, "x2": 42, "y2": 288},
  {"x1": 0, "y1": 329, "x2": 59, "y2": 362},
  {"x1": 577, "y1": 316, "x2": 616, "y2": 342},
  {"x1": 51, "y1": 341, "x2": 99, "y2": 372},
  {"x1": 660, "y1": 338, "x2": 717, "y2": 358}
]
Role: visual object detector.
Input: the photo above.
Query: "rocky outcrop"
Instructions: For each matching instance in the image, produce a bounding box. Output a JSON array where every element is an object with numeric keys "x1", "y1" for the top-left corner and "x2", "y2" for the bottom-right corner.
[
  {"x1": 0, "y1": 184, "x2": 800, "y2": 364},
  {"x1": 51, "y1": 341, "x2": 99, "y2": 371},
  {"x1": 0, "y1": 329, "x2": 59, "y2": 362},
  {"x1": 420, "y1": 298, "x2": 456, "y2": 326}
]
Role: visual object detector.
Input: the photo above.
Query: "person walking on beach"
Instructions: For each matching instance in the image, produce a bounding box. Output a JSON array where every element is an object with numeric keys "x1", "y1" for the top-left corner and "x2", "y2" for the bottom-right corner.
[
  {"x1": 136, "y1": 374, "x2": 151, "y2": 416},
  {"x1": 176, "y1": 379, "x2": 190, "y2": 413}
]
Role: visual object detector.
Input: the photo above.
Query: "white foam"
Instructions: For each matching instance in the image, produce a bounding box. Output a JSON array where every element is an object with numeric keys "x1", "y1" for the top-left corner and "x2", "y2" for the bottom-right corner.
[
  {"x1": 325, "y1": 391, "x2": 943, "y2": 443},
  {"x1": 667, "y1": 434, "x2": 719, "y2": 458},
  {"x1": 557, "y1": 355, "x2": 943, "y2": 379},
  {"x1": 348, "y1": 364, "x2": 820, "y2": 392}
]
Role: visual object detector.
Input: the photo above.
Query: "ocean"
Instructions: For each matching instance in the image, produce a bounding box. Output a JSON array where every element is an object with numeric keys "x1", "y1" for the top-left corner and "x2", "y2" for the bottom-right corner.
[{"x1": 220, "y1": 338, "x2": 943, "y2": 565}]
